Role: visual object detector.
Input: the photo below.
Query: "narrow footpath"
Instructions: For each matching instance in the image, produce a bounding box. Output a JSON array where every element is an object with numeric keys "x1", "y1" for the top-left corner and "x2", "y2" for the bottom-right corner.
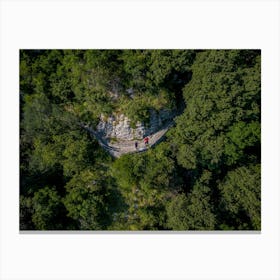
[{"x1": 82, "y1": 121, "x2": 174, "y2": 158}]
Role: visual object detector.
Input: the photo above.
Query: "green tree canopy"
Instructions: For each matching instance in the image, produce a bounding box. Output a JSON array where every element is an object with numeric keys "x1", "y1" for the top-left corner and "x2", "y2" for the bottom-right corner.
[
  {"x1": 32, "y1": 186, "x2": 67, "y2": 230},
  {"x1": 218, "y1": 164, "x2": 261, "y2": 230},
  {"x1": 166, "y1": 171, "x2": 216, "y2": 230},
  {"x1": 63, "y1": 169, "x2": 116, "y2": 230},
  {"x1": 172, "y1": 50, "x2": 260, "y2": 171}
]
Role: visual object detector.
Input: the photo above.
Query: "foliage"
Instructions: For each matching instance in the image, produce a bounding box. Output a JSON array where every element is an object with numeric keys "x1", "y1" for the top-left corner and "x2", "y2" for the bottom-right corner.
[
  {"x1": 20, "y1": 49, "x2": 261, "y2": 230},
  {"x1": 63, "y1": 169, "x2": 117, "y2": 230},
  {"x1": 31, "y1": 186, "x2": 68, "y2": 230},
  {"x1": 218, "y1": 164, "x2": 261, "y2": 230},
  {"x1": 20, "y1": 196, "x2": 34, "y2": 230},
  {"x1": 166, "y1": 171, "x2": 216, "y2": 230},
  {"x1": 172, "y1": 50, "x2": 260, "y2": 171}
]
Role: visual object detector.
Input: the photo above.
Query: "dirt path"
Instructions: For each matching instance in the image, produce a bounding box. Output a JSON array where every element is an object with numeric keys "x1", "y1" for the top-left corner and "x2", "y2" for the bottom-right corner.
[{"x1": 82, "y1": 121, "x2": 173, "y2": 158}]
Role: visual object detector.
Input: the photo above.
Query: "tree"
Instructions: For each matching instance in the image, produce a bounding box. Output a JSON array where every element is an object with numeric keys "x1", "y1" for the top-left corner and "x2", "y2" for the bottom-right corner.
[
  {"x1": 32, "y1": 186, "x2": 67, "y2": 230},
  {"x1": 22, "y1": 93, "x2": 53, "y2": 140},
  {"x1": 171, "y1": 50, "x2": 261, "y2": 171},
  {"x1": 225, "y1": 121, "x2": 260, "y2": 165},
  {"x1": 20, "y1": 196, "x2": 34, "y2": 230},
  {"x1": 63, "y1": 169, "x2": 116, "y2": 230},
  {"x1": 166, "y1": 171, "x2": 216, "y2": 230},
  {"x1": 111, "y1": 144, "x2": 180, "y2": 230},
  {"x1": 218, "y1": 164, "x2": 261, "y2": 230}
]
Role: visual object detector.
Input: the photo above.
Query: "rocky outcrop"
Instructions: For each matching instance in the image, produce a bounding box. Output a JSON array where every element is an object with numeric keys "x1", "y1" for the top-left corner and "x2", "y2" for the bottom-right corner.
[{"x1": 96, "y1": 109, "x2": 175, "y2": 140}]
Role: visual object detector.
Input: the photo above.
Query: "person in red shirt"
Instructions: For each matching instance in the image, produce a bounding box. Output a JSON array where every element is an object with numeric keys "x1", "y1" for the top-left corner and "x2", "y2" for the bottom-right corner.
[{"x1": 144, "y1": 137, "x2": 149, "y2": 146}]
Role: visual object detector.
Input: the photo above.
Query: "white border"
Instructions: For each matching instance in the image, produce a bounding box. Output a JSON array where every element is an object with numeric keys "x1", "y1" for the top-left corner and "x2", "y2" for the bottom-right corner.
[{"x1": 1, "y1": 1, "x2": 279, "y2": 279}]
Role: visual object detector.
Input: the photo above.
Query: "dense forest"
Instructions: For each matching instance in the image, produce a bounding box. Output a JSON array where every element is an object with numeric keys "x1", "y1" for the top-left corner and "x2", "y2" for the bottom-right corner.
[{"x1": 20, "y1": 49, "x2": 261, "y2": 230}]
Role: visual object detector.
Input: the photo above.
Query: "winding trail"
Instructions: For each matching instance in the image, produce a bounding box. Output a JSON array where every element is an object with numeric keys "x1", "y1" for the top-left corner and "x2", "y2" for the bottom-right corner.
[{"x1": 82, "y1": 121, "x2": 174, "y2": 158}]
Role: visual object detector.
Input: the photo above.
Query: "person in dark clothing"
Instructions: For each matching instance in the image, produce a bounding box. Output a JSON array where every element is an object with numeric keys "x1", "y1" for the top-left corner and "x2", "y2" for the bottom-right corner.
[{"x1": 135, "y1": 141, "x2": 138, "y2": 150}]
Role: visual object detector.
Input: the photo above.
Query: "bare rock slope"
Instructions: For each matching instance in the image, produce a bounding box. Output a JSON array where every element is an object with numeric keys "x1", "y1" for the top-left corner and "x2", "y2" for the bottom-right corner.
[
  {"x1": 82, "y1": 108, "x2": 176, "y2": 157},
  {"x1": 96, "y1": 109, "x2": 175, "y2": 140},
  {"x1": 84, "y1": 120, "x2": 173, "y2": 158}
]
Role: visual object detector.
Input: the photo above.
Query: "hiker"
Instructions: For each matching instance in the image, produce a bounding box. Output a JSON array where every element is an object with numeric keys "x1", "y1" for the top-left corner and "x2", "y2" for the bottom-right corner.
[
  {"x1": 135, "y1": 141, "x2": 138, "y2": 150},
  {"x1": 144, "y1": 136, "x2": 149, "y2": 146}
]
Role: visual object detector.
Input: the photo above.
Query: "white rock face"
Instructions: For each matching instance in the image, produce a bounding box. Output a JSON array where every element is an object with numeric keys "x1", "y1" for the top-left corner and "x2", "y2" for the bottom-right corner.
[{"x1": 96, "y1": 109, "x2": 175, "y2": 140}]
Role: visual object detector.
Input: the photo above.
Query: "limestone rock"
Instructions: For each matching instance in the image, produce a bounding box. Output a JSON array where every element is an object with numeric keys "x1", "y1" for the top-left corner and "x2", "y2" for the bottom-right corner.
[{"x1": 96, "y1": 109, "x2": 175, "y2": 140}]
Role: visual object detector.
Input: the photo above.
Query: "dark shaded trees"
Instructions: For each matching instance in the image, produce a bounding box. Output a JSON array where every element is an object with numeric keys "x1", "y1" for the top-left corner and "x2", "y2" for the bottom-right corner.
[
  {"x1": 31, "y1": 186, "x2": 68, "y2": 230},
  {"x1": 166, "y1": 171, "x2": 216, "y2": 230},
  {"x1": 218, "y1": 164, "x2": 261, "y2": 230}
]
